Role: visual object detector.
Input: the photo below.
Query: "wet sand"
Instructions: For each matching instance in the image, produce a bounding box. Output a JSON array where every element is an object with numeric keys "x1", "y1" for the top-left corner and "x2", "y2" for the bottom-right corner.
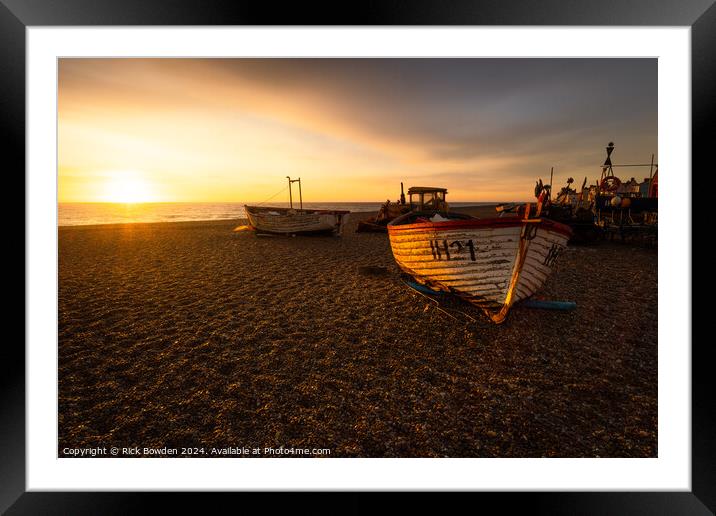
[{"x1": 58, "y1": 206, "x2": 657, "y2": 457}]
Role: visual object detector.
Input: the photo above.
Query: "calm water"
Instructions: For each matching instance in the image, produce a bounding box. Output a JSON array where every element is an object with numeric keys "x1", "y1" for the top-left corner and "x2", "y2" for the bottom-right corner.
[{"x1": 58, "y1": 202, "x2": 501, "y2": 227}]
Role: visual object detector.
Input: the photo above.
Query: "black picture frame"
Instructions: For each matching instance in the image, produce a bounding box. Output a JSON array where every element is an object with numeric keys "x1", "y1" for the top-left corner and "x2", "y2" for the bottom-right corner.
[{"x1": 6, "y1": 1, "x2": 711, "y2": 514}]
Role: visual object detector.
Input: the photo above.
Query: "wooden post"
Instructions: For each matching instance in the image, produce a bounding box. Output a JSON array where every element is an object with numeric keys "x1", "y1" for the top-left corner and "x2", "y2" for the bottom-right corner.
[
  {"x1": 648, "y1": 154, "x2": 654, "y2": 197},
  {"x1": 549, "y1": 167, "x2": 554, "y2": 201},
  {"x1": 648, "y1": 154, "x2": 654, "y2": 180},
  {"x1": 286, "y1": 176, "x2": 293, "y2": 209},
  {"x1": 298, "y1": 177, "x2": 303, "y2": 210}
]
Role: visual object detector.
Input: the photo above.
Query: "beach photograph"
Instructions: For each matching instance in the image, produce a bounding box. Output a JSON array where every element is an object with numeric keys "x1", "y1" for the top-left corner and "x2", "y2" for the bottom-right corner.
[{"x1": 58, "y1": 58, "x2": 657, "y2": 458}]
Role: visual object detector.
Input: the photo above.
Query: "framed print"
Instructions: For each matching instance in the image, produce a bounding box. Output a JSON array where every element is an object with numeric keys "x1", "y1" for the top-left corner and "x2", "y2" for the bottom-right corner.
[{"x1": 6, "y1": 0, "x2": 712, "y2": 513}]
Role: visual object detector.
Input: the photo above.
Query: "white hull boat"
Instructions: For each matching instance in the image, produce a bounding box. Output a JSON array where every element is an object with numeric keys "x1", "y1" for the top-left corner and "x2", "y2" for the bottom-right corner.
[
  {"x1": 388, "y1": 211, "x2": 572, "y2": 323},
  {"x1": 244, "y1": 205, "x2": 349, "y2": 235}
]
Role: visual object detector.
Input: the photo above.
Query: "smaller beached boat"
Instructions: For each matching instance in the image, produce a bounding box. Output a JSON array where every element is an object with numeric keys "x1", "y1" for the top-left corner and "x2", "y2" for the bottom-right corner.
[
  {"x1": 388, "y1": 187, "x2": 572, "y2": 324},
  {"x1": 244, "y1": 177, "x2": 349, "y2": 235}
]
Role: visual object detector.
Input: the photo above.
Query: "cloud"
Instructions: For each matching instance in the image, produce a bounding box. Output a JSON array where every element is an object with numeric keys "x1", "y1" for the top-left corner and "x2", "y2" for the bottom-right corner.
[{"x1": 58, "y1": 58, "x2": 657, "y2": 202}]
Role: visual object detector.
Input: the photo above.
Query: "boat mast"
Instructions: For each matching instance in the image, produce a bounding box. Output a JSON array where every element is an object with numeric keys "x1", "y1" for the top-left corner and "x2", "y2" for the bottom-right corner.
[
  {"x1": 287, "y1": 176, "x2": 293, "y2": 209},
  {"x1": 648, "y1": 153, "x2": 655, "y2": 193},
  {"x1": 298, "y1": 177, "x2": 303, "y2": 210},
  {"x1": 286, "y1": 176, "x2": 302, "y2": 210}
]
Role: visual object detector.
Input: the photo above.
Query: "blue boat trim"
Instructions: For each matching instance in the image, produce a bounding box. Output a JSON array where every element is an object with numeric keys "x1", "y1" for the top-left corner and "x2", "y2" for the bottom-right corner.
[{"x1": 402, "y1": 278, "x2": 575, "y2": 311}]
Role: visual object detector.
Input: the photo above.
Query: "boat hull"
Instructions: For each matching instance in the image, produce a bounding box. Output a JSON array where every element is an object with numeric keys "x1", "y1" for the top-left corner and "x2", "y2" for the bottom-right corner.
[
  {"x1": 388, "y1": 216, "x2": 572, "y2": 323},
  {"x1": 245, "y1": 205, "x2": 349, "y2": 235}
]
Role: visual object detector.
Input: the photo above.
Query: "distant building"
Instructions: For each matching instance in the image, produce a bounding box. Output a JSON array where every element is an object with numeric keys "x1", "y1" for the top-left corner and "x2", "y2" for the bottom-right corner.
[
  {"x1": 617, "y1": 177, "x2": 641, "y2": 197},
  {"x1": 639, "y1": 177, "x2": 651, "y2": 197},
  {"x1": 637, "y1": 173, "x2": 658, "y2": 198}
]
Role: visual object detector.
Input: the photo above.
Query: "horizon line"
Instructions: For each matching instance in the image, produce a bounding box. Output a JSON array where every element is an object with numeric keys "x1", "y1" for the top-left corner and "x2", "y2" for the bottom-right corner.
[{"x1": 58, "y1": 200, "x2": 530, "y2": 204}]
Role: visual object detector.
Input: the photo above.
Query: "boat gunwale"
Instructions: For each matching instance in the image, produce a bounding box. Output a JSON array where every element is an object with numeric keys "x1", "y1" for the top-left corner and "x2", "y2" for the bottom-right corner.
[
  {"x1": 244, "y1": 204, "x2": 350, "y2": 216},
  {"x1": 388, "y1": 215, "x2": 573, "y2": 238}
]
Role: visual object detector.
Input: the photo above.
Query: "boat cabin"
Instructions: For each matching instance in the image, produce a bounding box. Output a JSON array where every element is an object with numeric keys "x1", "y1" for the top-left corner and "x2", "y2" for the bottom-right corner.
[{"x1": 407, "y1": 186, "x2": 448, "y2": 212}]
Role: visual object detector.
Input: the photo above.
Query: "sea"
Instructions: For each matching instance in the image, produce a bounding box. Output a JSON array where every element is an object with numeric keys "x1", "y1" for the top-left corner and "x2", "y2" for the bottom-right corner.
[{"x1": 58, "y1": 202, "x2": 501, "y2": 227}]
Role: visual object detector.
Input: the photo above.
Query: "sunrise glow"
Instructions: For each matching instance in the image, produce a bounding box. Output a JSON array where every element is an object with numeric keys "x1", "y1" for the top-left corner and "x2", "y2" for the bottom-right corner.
[
  {"x1": 58, "y1": 59, "x2": 657, "y2": 203},
  {"x1": 98, "y1": 172, "x2": 158, "y2": 203}
]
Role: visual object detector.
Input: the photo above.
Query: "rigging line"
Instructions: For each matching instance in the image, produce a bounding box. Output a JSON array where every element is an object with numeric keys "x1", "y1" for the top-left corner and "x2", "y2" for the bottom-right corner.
[{"x1": 256, "y1": 185, "x2": 289, "y2": 206}]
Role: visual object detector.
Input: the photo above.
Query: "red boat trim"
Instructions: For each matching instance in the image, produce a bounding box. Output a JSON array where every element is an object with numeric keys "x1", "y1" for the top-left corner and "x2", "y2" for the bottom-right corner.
[{"x1": 388, "y1": 217, "x2": 573, "y2": 238}]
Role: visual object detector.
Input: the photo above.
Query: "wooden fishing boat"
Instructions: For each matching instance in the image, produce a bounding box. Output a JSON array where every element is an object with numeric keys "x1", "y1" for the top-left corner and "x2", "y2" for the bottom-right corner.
[
  {"x1": 356, "y1": 183, "x2": 411, "y2": 233},
  {"x1": 245, "y1": 176, "x2": 349, "y2": 235},
  {"x1": 387, "y1": 188, "x2": 572, "y2": 324},
  {"x1": 244, "y1": 205, "x2": 349, "y2": 235}
]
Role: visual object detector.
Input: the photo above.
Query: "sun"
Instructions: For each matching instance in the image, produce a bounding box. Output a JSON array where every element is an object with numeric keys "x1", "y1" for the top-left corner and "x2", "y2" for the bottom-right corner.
[{"x1": 100, "y1": 172, "x2": 157, "y2": 203}]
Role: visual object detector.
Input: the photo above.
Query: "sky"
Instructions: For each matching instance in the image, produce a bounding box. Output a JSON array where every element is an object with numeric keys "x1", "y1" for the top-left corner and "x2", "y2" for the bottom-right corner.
[{"x1": 58, "y1": 58, "x2": 657, "y2": 203}]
